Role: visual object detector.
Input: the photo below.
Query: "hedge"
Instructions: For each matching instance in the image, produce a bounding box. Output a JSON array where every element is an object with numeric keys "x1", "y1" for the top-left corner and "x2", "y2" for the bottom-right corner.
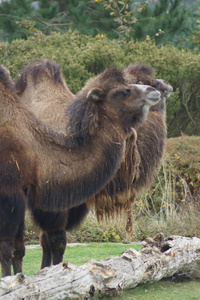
[{"x1": 1, "y1": 30, "x2": 200, "y2": 137}]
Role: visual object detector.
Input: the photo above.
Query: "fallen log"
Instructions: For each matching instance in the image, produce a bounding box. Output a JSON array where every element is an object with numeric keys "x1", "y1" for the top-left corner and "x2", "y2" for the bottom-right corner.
[{"x1": 1, "y1": 234, "x2": 200, "y2": 299}]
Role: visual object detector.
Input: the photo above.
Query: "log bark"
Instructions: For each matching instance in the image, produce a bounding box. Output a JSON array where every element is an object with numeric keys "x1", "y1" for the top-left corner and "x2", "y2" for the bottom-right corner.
[{"x1": 1, "y1": 234, "x2": 200, "y2": 299}]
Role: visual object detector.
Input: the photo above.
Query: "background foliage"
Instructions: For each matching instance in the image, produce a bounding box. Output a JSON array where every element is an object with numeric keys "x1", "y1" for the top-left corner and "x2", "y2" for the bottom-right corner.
[
  {"x1": 0, "y1": 0, "x2": 200, "y2": 136},
  {"x1": 132, "y1": 0, "x2": 198, "y2": 49},
  {"x1": 0, "y1": 31, "x2": 200, "y2": 137},
  {"x1": 0, "y1": 0, "x2": 199, "y2": 49},
  {"x1": 0, "y1": 0, "x2": 117, "y2": 41}
]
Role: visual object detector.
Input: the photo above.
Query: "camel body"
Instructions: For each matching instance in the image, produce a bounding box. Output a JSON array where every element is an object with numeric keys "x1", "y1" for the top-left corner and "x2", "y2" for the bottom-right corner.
[
  {"x1": 0, "y1": 63, "x2": 160, "y2": 276},
  {"x1": 15, "y1": 60, "x2": 172, "y2": 270}
]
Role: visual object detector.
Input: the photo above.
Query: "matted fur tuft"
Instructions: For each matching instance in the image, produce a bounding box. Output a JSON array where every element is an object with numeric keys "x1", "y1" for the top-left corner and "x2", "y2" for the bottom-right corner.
[
  {"x1": 64, "y1": 95, "x2": 100, "y2": 148},
  {"x1": 15, "y1": 59, "x2": 66, "y2": 95},
  {"x1": 0, "y1": 65, "x2": 15, "y2": 92},
  {"x1": 123, "y1": 64, "x2": 156, "y2": 86}
]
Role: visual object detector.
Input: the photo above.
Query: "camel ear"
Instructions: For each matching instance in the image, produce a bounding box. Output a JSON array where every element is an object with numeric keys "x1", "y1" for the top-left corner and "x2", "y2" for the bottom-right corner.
[{"x1": 86, "y1": 88, "x2": 104, "y2": 102}]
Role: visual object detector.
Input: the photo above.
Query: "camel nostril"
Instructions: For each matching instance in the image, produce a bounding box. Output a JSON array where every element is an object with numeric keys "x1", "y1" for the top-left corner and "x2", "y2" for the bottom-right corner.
[{"x1": 146, "y1": 86, "x2": 156, "y2": 92}]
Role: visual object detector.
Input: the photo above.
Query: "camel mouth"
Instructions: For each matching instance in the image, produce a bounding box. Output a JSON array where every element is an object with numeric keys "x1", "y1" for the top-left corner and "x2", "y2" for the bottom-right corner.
[
  {"x1": 163, "y1": 88, "x2": 173, "y2": 99},
  {"x1": 146, "y1": 89, "x2": 161, "y2": 103},
  {"x1": 128, "y1": 84, "x2": 161, "y2": 108},
  {"x1": 143, "y1": 88, "x2": 161, "y2": 111},
  {"x1": 139, "y1": 85, "x2": 161, "y2": 106},
  {"x1": 155, "y1": 79, "x2": 173, "y2": 99}
]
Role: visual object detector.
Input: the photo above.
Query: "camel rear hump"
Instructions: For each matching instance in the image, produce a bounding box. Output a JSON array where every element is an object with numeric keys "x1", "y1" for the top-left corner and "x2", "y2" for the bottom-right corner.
[{"x1": 15, "y1": 59, "x2": 73, "y2": 128}]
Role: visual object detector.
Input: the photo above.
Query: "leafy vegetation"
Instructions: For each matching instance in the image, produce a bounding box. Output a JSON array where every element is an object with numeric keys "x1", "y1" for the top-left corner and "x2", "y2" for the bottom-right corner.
[
  {"x1": 132, "y1": 0, "x2": 197, "y2": 49},
  {"x1": 132, "y1": 135, "x2": 200, "y2": 240},
  {"x1": 0, "y1": 0, "x2": 117, "y2": 41},
  {"x1": 0, "y1": 0, "x2": 198, "y2": 50},
  {"x1": 1, "y1": 31, "x2": 200, "y2": 136},
  {"x1": 192, "y1": 0, "x2": 200, "y2": 50},
  {"x1": 94, "y1": 0, "x2": 149, "y2": 43}
]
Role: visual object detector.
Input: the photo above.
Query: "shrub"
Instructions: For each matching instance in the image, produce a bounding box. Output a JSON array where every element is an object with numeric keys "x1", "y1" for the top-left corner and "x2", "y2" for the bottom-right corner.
[{"x1": 1, "y1": 31, "x2": 200, "y2": 135}]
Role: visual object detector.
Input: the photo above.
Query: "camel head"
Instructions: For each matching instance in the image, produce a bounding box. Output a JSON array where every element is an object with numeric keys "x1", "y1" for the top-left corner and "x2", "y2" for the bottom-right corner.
[
  {"x1": 68, "y1": 67, "x2": 161, "y2": 143},
  {"x1": 123, "y1": 64, "x2": 173, "y2": 112},
  {"x1": 153, "y1": 79, "x2": 173, "y2": 100}
]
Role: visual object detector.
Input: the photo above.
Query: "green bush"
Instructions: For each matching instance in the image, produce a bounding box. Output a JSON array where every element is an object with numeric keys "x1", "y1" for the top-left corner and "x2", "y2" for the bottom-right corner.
[{"x1": 1, "y1": 31, "x2": 200, "y2": 136}]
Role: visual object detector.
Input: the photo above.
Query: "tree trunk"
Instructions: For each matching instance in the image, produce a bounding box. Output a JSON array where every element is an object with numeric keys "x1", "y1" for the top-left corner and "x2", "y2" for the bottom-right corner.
[{"x1": 1, "y1": 234, "x2": 200, "y2": 299}]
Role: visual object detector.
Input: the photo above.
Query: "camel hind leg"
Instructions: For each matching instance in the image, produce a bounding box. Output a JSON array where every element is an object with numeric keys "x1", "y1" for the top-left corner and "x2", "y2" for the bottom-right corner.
[
  {"x1": 40, "y1": 230, "x2": 66, "y2": 268},
  {"x1": 32, "y1": 209, "x2": 67, "y2": 268},
  {"x1": 47, "y1": 231, "x2": 67, "y2": 266},
  {"x1": 40, "y1": 231, "x2": 52, "y2": 269}
]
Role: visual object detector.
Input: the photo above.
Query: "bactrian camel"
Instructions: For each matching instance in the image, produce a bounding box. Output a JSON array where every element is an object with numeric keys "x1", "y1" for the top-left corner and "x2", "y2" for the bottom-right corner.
[
  {"x1": 0, "y1": 63, "x2": 161, "y2": 276},
  {"x1": 15, "y1": 59, "x2": 172, "y2": 270}
]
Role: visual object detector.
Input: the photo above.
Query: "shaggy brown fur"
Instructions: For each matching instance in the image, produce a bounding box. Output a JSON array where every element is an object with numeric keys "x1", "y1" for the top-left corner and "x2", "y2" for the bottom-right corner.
[
  {"x1": 91, "y1": 65, "x2": 173, "y2": 240},
  {"x1": 0, "y1": 62, "x2": 160, "y2": 277},
  {"x1": 124, "y1": 65, "x2": 172, "y2": 191},
  {"x1": 16, "y1": 60, "x2": 87, "y2": 268},
  {"x1": 14, "y1": 59, "x2": 162, "y2": 270},
  {"x1": 0, "y1": 66, "x2": 38, "y2": 277}
]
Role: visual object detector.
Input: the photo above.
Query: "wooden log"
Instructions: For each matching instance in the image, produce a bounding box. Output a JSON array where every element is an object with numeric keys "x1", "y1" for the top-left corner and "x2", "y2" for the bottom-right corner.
[{"x1": 1, "y1": 234, "x2": 200, "y2": 299}]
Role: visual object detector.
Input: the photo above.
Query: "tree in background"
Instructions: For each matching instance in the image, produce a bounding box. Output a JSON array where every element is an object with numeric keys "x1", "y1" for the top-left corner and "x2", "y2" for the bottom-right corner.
[
  {"x1": 192, "y1": 0, "x2": 200, "y2": 50},
  {"x1": 0, "y1": 0, "x2": 198, "y2": 50},
  {"x1": 94, "y1": 0, "x2": 149, "y2": 42},
  {"x1": 0, "y1": 0, "x2": 33, "y2": 41},
  {"x1": 0, "y1": 0, "x2": 117, "y2": 41},
  {"x1": 94, "y1": 0, "x2": 197, "y2": 48},
  {"x1": 132, "y1": 0, "x2": 197, "y2": 49}
]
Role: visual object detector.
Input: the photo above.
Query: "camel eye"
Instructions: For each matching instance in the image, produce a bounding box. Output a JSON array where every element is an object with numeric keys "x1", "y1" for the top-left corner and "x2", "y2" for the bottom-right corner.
[
  {"x1": 136, "y1": 80, "x2": 143, "y2": 84},
  {"x1": 118, "y1": 88, "x2": 131, "y2": 98}
]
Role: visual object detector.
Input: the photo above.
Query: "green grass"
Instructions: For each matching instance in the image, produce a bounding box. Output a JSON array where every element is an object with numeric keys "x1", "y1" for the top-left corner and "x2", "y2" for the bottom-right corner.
[
  {"x1": 116, "y1": 280, "x2": 200, "y2": 300},
  {"x1": 22, "y1": 243, "x2": 141, "y2": 276}
]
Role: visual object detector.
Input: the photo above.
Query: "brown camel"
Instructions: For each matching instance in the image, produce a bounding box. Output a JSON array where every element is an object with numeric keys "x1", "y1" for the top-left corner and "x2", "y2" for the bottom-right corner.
[
  {"x1": 0, "y1": 63, "x2": 160, "y2": 277},
  {"x1": 92, "y1": 65, "x2": 173, "y2": 241},
  {"x1": 15, "y1": 59, "x2": 172, "y2": 270}
]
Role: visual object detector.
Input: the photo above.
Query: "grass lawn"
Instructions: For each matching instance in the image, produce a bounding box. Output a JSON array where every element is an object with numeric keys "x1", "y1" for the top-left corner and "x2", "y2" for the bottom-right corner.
[
  {"x1": 23, "y1": 242, "x2": 142, "y2": 276},
  {"x1": 1, "y1": 243, "x2": 200, "y2": 299},
  {"x1": 118, "y1": 280, "x2": 200, "y2": 300}
]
